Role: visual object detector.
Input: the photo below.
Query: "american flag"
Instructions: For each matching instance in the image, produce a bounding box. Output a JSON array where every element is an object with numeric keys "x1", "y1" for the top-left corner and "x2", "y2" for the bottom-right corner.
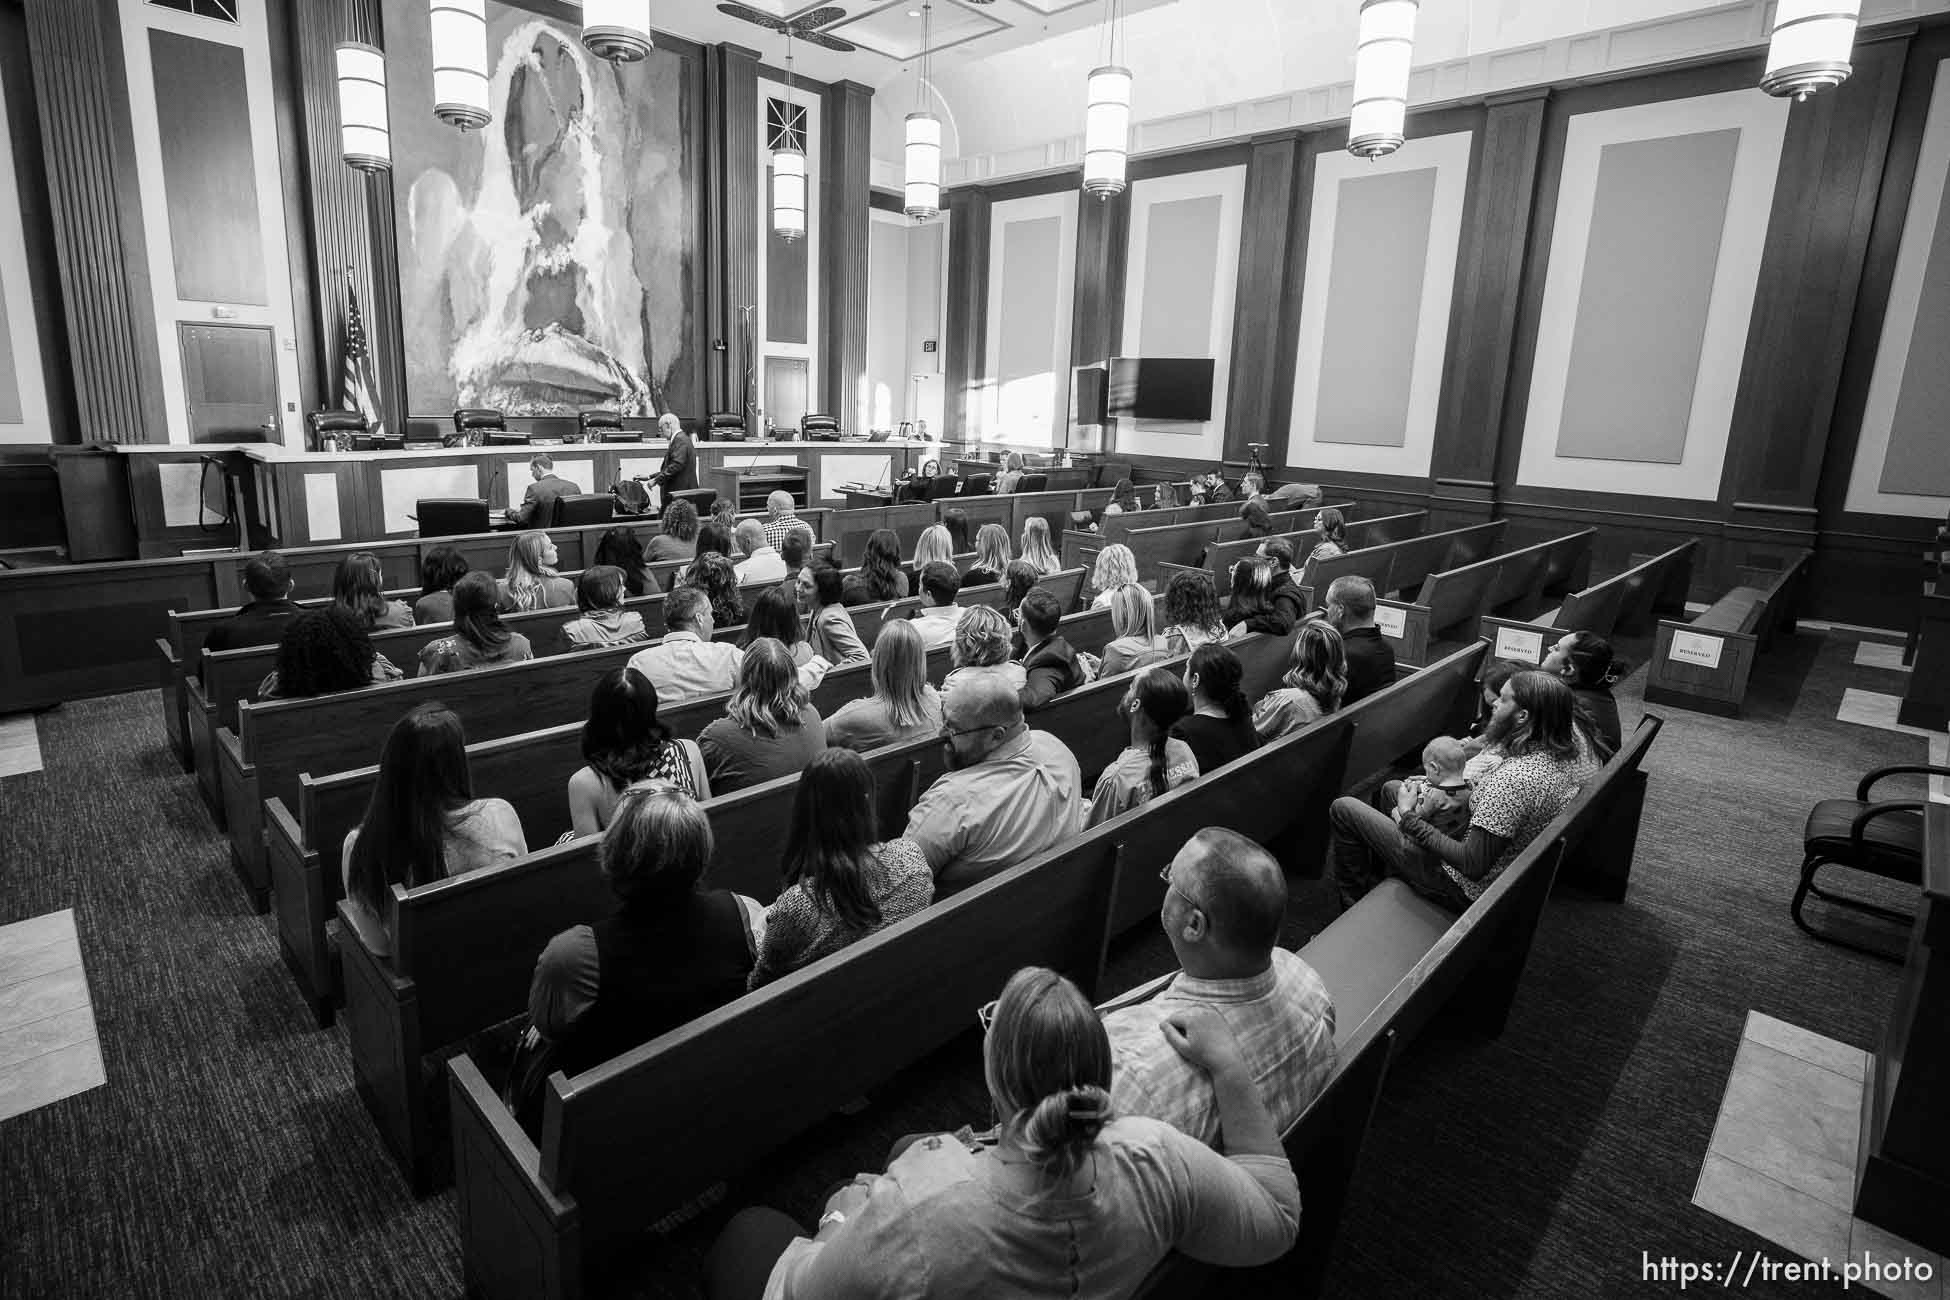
[{"x1": 340, "y1": 271, "x2": 384, "y2": 435}]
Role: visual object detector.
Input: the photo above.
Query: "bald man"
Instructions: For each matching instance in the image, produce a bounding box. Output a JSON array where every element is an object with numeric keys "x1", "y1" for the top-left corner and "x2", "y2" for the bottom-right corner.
[
  {"x1": 902, "y1": 675, "x2": 1083, "y2": 896},
  {"x1": 1099, "y1": 828, "x2": 1336, "y2": 1147},
  {"x1": 732, "y1": 518, "x2": 785, "y2": 585},
  {"x1": 762, "y1": 489, "x2": 806, "y2": 552}
]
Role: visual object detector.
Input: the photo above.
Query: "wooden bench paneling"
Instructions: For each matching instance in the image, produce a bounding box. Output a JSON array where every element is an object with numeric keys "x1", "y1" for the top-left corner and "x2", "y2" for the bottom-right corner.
[{"x1": 1645, "y1": 550, "x2": 1811, "y2": 717}]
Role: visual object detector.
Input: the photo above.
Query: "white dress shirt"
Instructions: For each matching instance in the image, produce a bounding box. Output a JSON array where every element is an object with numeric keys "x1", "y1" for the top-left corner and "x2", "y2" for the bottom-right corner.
[
  {"x1": 735, "y1": 546, "x2": 788, "y2": 586},
  {"x1": 903, "y1": 729, "x2": 1082, "y2": 896},
  {"x1": 626, "y1": 630, "x2": 744, "y2": 706}
]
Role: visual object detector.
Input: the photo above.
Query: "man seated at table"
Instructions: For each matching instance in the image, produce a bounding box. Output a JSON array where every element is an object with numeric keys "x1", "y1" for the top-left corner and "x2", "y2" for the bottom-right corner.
[
  {"x1": 733, "y1": 519, "x2": 787, "y2": 586},
  {"x1": 1101, "y1": 828, "x2": 1336, "y2": 1147},
  {"x1": 201, "y1": 552, "x2": 302, "y2": 678},
  {"x1": 910, "y1": 561, "x2": 966, "y2": 652},
  {"x1": 505, "y1": 453, "x2": 579, "y2": 527},
  {"x1": 903, "y1": 675, "x2": 1082, "y2": 896},
  {"x1": 625, "y1": 586, "x2": 744, "y2": 705}
]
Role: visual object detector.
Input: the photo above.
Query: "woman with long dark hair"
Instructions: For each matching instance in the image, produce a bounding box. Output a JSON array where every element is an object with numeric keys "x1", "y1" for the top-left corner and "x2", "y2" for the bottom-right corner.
[
  {"x1": 805, "y1": 561, "x2": 869, "y2": 667},
  {"x1": 500, "y1": 531, "x2": 575, "y2": 611},
  {"x1": 746, "y1": 749, "x2": 932, "y2": 989},
  {"x1": 566, "y1": 668, "x2": 707, "y2": 837},
  {"x1": 333, "y1": 552, "x2": 413, "y2": 631},
  {"x1": 696, "y1": 638, "x2": 828, "y2": 793},
  {"x1": 1251, "y1": 619, "x2": 1346, "y2": 741},
  {"x1": 341, "y1": 702, "x2": 527, "y2": 956},
  {"x1": 842, "y1": 528, "x2": 910, "y2": 605},
  {"x1": 1237, "y1": 499, "x2": 1274, "y2": 540},
  {"x1": 1162, "y1": 569, "x2": 1227, "y2": 654},
  {"x1": 1308, "y1": 508, "x2": 1349, "y2": 563},
  {"x1": 257, "y1": 607, "x2": 402, "y2": 699},
  {"x1": 1088, "y1": 667, "x2": 1197, "y2": 826},
  {"x1": 690, "y1": 520, "x2": 736, "y2": 572},
  {"x1": 594, "y1": 526, "x2": 659, "y2": 598},
  {"x1": 681, "y1": 551, "x2": 745, "y2": 629},
  {"x1": 940, "y1": 509, "x2": 972, "y2": 555},
  {"x1": 745, "y1": 586, "x2": 832, "y2": 690},
  {"x1": 647, "y1": 498, "x2": 699, "y2": 563},
  {"x1": 1541, "y1": 630, "x2": 1626, "y2": 754},
  {"x1": 413, "y1": 545, "x2": 470, "y2": 624},
  {"x1": 560, "y1": 565, "x2": 652, "y2": 650},
  {"x1": 1174, "y1": 642, "x2": 1258, "y2": 773},
  {"x1": 1104, "y1": 477, "x2": 1142, "y2": 517},
  {"x1": 418, "y1": 570, "x2": 535, "y2": 675}
]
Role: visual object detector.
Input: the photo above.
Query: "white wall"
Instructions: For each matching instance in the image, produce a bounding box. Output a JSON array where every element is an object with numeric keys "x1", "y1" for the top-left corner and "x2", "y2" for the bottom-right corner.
[{"x1": 0, "y1": 55, "x2": 50, "y2": 444}]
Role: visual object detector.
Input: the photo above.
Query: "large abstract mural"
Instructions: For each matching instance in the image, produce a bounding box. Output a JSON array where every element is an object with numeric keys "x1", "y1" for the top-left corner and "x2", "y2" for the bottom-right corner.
[{"x1": 383, "y1": 0, "x2": 696, "y2": 417}]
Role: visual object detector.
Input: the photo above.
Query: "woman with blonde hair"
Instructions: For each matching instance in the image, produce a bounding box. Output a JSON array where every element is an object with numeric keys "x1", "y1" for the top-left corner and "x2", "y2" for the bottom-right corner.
[
  {"x1": 1088, "y1": 543, "x2": 1139, "y2": 609},
  {"x1": 1019, "y1": 516, "x2": 1062, "y2": 577},
  {"x1": 714, "y1": 965, "x2": 1299, "y2": 1298},
  {"x1": 912, "y1": 523, "x2": 956, "y2": 571},
  {"x1": 961, "y1": 523, "x2": 1013, "y2": 588},
  {"x1": 995, "y1": 450, "x2": 1026, "y2": 494},
  {"x1": 1252, "y1": 619, "x2": 1347, "y2": 741},
  {"x1": 940, "y1": 604, "x2": 1027, "y2": 696},
  {"x1": 499, "y1": 530, "x2": 575, "y2": 612},
  {"x1": 824, "y1": 619, "x2": 943, "y2": 753},
  {"x1": 1100, "y1": 583, "x2": 1168, "y2": 677},
  {"x1": 696, "y1": 638, "x2": 828, "y2": 793}
]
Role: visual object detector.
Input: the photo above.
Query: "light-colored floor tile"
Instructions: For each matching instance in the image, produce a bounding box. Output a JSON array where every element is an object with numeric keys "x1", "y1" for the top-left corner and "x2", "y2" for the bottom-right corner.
[
  {"x1": 0, "y1": 938, "x2": 82, "y2": 991},
  {"x1": 0, "y1": 1006, "x2": 96, "y2": 1074},
  {"x1": 1846, "y1": 1218, "x2": 1944, "y2": 1300},
  {"x1": 0, "y1": 966, "x2": 89, "y2": 1032},
  {"x1": 0, "y1": 713, "x2": 43, "y2": 778},
  {"x1": 1837, "y1": 689, "x2": 1941, "y2": 740},
  {"x1": 1695, "y1": 1153, "x2": 1854, "y2": 1266},
  {"x1": 1710, "y1": 1072, "x2": 1861, "y2": 1212},
  {"x1": 0, "y1": 909, "x2": 77, "y2": 955},
  {"x1": 1745, "y1": 1012, "x2": 1870, "y2": 1081},
  {"x1": 1730, "y1": 1039, "x2": 1864, "y2": 1115},
  {"x1": 1854, "y1": 642, "x2": 1913, "y2": 672},
  {"x1": 0, "y1": 1038, "x2": 104, "y2": 1121}
]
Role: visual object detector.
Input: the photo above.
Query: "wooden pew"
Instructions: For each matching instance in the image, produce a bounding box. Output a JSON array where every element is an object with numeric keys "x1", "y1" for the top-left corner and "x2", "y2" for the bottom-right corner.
[
  {"x1": 1377, "y1": 530, "x2": 1595, "y2": 668},
  {"x1": 1477, "y1": 540, "x2": 1698, "y2": 666},
  {"x1": 1060, "y1": 500, "x2": 1343, "y2": 575},
  {"x1": 1644, "y1": 550, "x2": 1812, "y2": 717}
]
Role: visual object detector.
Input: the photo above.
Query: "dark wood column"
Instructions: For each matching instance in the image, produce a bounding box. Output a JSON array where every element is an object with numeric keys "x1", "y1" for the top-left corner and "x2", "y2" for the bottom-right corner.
[
  {"x1": 822, "y1": 79, "x2": 873, "y2": 428},
  {"x1": 22, "y1": 0, "x2": 166, "y2": 443},
  {"x1": 942, "y1": 187, "x2": 992, "y2": 445},
  {"x1": 1225, "y1": 130, "x2": 1302, "y2": 464},
  {"x1": 1070, "y1": 186, "x2": 1128, "y2": 371},
  {"x1": 706, "y1": 43, "x2": 760, "y2": 416},
  {"x1": 1431, "y1": 88, "x2": 1548, "y2": 519}
]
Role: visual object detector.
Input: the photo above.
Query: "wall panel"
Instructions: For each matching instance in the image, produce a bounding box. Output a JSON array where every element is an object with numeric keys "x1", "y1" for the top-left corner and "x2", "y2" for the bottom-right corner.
[
  {"x1": 0, "y1": 52, "x2": 49, "y2": 442},
  {"x1": 983, "y1": 190, "x2": 1077, "y2": 447}
]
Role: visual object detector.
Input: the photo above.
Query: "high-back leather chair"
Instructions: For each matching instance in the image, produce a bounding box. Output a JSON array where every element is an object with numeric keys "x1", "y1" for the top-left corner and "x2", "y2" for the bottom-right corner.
[
  {"x1": 416, "y1": 498, "x2": 491, "y2": 539},
  {"x1": 552, "y1": 494, "x2": 615, "y2": 527},
  {"x1": 930, "y1": 475, "x2": 962, "y2": 501},
  {"x1": 707, "y1": 412, "x2": 747, "y2": 442},
  {"x1": 451, "y1": 408, "x2": 507, "y2": 446},
  {"x1": 669, "y1": 487, "x2": 718, "y2": 516},
  {"x1": 580, "y1": 409, "x2": 626, "y2": 442},
  {"x1": 306, "y1": 410, "x2": 367, "y2": 451},
  {"x1": 801, "y1": 413, "x2": 841, "y2": 441},
  {"x1": 1018, "y1": 473, "x2": 1049, "y2": 493},
  {"x1": 961, "y1": 473, "x2": 993, "y2": 496}
]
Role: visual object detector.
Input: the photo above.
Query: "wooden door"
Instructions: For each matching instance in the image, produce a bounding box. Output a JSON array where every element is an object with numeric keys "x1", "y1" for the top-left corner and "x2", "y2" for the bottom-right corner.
[{"x1": 180, "y1": 323, "x2": 278, "y2": 444}]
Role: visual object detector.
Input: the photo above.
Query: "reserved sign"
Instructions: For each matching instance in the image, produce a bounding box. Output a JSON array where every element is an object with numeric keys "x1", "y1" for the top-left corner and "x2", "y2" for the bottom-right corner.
[
  {"x1": 1494, "y1": 626, "x2": 1545, "y2": 663},
  {"x1": 1669, "y1": 629, "x2": 1724, "y2": 669},
  {"x1": 1374, "y1": 605, "x2": 1408, "y2": 639}
]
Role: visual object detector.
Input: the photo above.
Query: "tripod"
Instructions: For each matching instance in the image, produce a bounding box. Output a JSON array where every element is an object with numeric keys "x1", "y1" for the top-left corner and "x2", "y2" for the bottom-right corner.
[{"x1": 1244, "y1": 442, "x2": 1269, "y2": 483}]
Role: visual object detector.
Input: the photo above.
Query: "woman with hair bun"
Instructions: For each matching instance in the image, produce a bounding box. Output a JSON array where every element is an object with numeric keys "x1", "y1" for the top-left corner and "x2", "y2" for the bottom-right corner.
[
  {"x1": 710, "y1": 965, "x2": 1299, "y2": 1299},
  {"x1": 1088, "y1": 668, "x2": 1197, "y2": 827}
]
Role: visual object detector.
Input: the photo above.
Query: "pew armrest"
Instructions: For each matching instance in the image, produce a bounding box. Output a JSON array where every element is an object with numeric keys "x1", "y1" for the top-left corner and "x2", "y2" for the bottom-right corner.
[
  {"x1": 215, "y1": 726, "x2": 267, "y2": 908},
  {"x1": 450, "y1": 1054, "x2": 583, "y2": 1300}
]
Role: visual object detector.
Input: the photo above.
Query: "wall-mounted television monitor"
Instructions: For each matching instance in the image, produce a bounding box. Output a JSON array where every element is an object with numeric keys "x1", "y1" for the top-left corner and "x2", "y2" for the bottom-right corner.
[{"x1": 1107, "y1": 357, "x2": 1215, "y2": 422}]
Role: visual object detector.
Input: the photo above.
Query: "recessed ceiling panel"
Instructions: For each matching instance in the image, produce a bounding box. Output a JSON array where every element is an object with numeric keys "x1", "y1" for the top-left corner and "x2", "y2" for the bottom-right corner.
[{"x1": 828, "y1": 0, "x2": 1007, "y2": 62}]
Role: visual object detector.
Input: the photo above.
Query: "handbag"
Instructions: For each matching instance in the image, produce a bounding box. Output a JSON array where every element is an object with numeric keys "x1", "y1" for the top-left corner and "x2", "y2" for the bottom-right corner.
[{"x1": 501, "y1": 1023, "x2": 560, "y2": 1138}]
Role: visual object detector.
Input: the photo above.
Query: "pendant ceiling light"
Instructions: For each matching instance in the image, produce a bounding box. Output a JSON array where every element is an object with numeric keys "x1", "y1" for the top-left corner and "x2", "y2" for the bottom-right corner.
[
  {"x1": 1081, "y1": 0, "x2": 1130, "y2": 199},
  {"x1": 335, "y1": 42, "x2": 391, "y2": 172},
  {"x1": 429, "y1": 0, "x2": 492, "y2": 131},
  {"x1": 1760, "y1": 0, "x2": 1861, "y2": 101},
  {"x1": 773, "y1": 32, "x2": 808, "y2": 242},
  {"x1": 1348, "y1": 0, "x2": 1417, "y2": 160},
  {"x1": 581, "y1": 0, "x2": 654, "y2": 64},
  {"x1": 904, "y1": 3, "x2": 942, "y2": 222}
]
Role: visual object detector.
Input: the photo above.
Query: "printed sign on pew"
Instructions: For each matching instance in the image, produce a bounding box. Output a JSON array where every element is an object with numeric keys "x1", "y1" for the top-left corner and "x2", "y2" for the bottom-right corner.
[
  {"x1": 1374, "y1": 606, "x2": 1408, "y2": 639},
  {"x1": 1668, "y1": 630, "x2": 1724, "y2": 669},
  {"x1": 1493, "y1": 626, "x2": 1544, "y2": 664}
]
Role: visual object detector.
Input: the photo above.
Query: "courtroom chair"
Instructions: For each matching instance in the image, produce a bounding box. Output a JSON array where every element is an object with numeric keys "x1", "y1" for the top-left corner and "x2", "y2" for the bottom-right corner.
[
  {"x1": 670, "y1": 487, "x2": 718, "y2": 516},
  {"x1": 962, "y1": 473, "x2": 993, "y2": 496},
  {"x1": 801, "y1": 413, "x2": 841, "y2": 441},
  {"x1": 1793, "y1": 763, "x2": 1946, "y2": 959},
  {"x1": 552, "y1": 494, "x2": 615, "y2": 527},
  {"x1": 1018, "y1": 473, "x2": 1048, "y2": 493},
  {"x1": 708, "y1": 412, "x2": 747, "y2": 442},
  {"x1": 929, "y1": 475, "x2": 961, "y2": 500},
  {"x1": 896, "y1": 477, "x2": 932, "y2": 504},
  {"x1": 417, "y1": 499, "x2": 492, "y2": 539},
  {"x1": 580, "y1": 410, "x2": 626, "y2": 442},
  {"x1": 451, "y1": 408, "x2": 508, "y2": 447},
  {"x1": 307, "y1": 409, "x2": 367, "y2": 451}
]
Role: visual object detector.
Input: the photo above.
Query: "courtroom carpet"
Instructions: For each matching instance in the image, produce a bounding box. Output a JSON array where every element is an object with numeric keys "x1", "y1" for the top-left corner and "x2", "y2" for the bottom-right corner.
[{"x1": 0, "y1": 625, "x2": 1928, "y2": 1298}]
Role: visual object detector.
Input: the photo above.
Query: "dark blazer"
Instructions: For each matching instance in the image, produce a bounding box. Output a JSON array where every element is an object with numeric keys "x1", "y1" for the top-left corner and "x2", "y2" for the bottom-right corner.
[
  {"x1": 200, "y1": 598, "x2": 304, "y2": 680},
  {"x1": 1340, "y1": 625, "x2": 1397, "y2": 705},
  {"x1": 1017, "y1": 634, "x2": 1085, "y2": 711},
  {"x1": 510, "y1": 474, "x2": 580, "y2": 527},
  {"x1": 658, "y1": 429, "x2": 698, "y2": 492}
]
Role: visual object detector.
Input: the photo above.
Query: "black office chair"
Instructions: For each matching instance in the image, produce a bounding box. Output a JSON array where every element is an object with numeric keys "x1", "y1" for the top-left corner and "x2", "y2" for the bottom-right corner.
[
  {"x1": 801, "y1": 413, "x2": 841, "y2": 441},
  {"x1": 670, "y1": 487, "x2": 718, "y2": 516},
  {"x1": 452, "y1": 408, "x2": 507, "y2": 447},
  {"x1": 708, "y1": 412, "x2": 747, "y2": 442},
  {"x1": 896, "y1": 478, "x2": 932, "y2": 504},
  {"x1": 930, "y1": 475, "x2": 961, "y2": 501},
  {"x1": 962, "y1": 473, "x2": 993, "y2": 496},
  {"x1": 307, "y1": 410, "x2": 366, "y2": 451},
  {"x1": 552, "y1": 494, "x2": 615, "y2": 526},
  {"x1": 1019, "y1": 473, "x2": 1049, "y2": 493},
  {"x1": 580, "y1": 409, "x2": 626, "y2": 442},
  {"x1": 416, "y1": 498, "x2": 491, "y2": 538},
  {"x1": 1793, "y1": 763, "x2": 1946, "y2": 958}
]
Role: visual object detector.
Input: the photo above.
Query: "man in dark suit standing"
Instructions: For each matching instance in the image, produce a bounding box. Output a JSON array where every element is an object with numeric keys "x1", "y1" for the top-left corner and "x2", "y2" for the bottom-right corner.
[
  {"x1": 654, "y1": 412, "x2": 697, "y2": 494},
  {"x1": 1325, "y1": 575, "x2": 1396, "y2": 705},
  {"x1": 1015, "y1": 587, "x2": 1087, "y2": 712},
  {"x1": 506, "y1": 453, "x2": 580, "y2": 527},
  {"x1": 201, "y1": 553, "x2": 301, "y2": 681}
]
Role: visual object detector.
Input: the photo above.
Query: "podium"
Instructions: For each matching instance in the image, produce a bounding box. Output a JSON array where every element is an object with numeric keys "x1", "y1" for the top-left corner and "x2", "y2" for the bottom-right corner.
[{"x1": 706, "y1": 464, "x2": 809, "y2": 513}]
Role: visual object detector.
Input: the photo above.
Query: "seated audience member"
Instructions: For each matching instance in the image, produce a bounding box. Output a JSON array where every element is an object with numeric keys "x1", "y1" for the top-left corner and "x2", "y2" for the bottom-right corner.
[
  {"x1": 1206, "y1": 473, "x2": 1235, "y2": 503},
  {"x1": 1089, "y1": 544, "x2": 1139, "y2": 608},
  {"x1": 593, "y1": 526, "x2": 659, "y2": 598},
  {"x1": 203, "y1": 551, "x2": 301, "y2": 675},
  {"x1": 412, "y1": 545, "x2": 470, "y2": 625},
  {"x1": 1257, "y1": 539, "x2": 1309, "y2": 628},
  {"x1": 733, "y1": 518, "x2": 787, "y2": 586},
  {"x1": 1154, "y1": 481, "x2": 1183, "y2": 509},
  {"x1": 1019, "y1": 516, "x2": 1063, "y2": 576},
  {"x1": 1100, "y1": 583, "x2": 1169, "y2": 677},
  {"x1": 941, "y1": 508, "x2": 972, "y2": 554},
  {"x1": 1268, "y1": 480, "x2": 1323, "y2": 507},
  {"x1": 1001, "y1": 560, "x2": 1040, "y2": 623},
  {"x1": 559, "y1": 566, "x2": 651, "y2": 652},
  {"x1": 567, "y1": 668, "x2": 708, "y2": 837},
  {"x1": 711, "y1": 496, "x2": 740, "y2": 539},
  {"x1": 826, "y1": 620, "x2": 943, "y2": 752},
  {"x1": 903, "y1": 675, "x2": 1082, "y2": 894},
  {"x1": 333, "y1": 552, "x2": 413, "y2": 632},
  {"x1": 683, "y1": 551, "x2": 745, "y2": 628},
  {"x1": 1237, "y1": 499, "x2": 1274, "y2": 541},
  {"x1": 1163, "y1": 570, "x2": 1229, "y2": 655},
  {"x1": 1016, "y1": 587, "x2": 1088, "y2": 711},
  {"x1": 909, "y1": 561, "x2": 965, "y2": 651},
  {"x1": 647, "y1": 498, "x2": 699, "y2": 563},
  {"x1": 418, "y1": 571, "x2": 535, "y2": 676},
  {"x1": 843, "y1": 528, "x2": 910, "y2": 605},
  {"x1": 1239, "y1": 472, "x2": 1266, "y2": 501},
  {"x1": 697, "y1": 638, "x2": 828, "y2": 794},
  {"x1": 528, "y1": 787, "x2": 761, "y2": 1083},
  {"x1": 258, "y1": 607, "x2": 402, "y2": 699},
  {"x1": 1542, "y1": 630, "x2": 1625, "y2": 754},
  {"x1": 762, "y1": 489, "x2": 806, "y2": 552},
  {"x1": 1222, "y1": 558, "x2": 1284, "y2": 640},
  {"x1": 962, "y1": 523, "x2": 1013, "y2": 588},
  {"x1": 1329, "y1": 670, "x2": 1601, "y2": 911},
  {"x1": 499, "y1": 531, "x2": 576, "y2": 612},
  {"x1": 341, "y1": 702, "x2": 526, "y2": 958},
  {"x1": 745, "y1": 586, "x2": 833, "y2": 691},
  {"x1": 805, "y1": 562, "x2": 869, "y2": 667},
  {"x1": 748, "y1": 750, "x2": 934, "y2": 990},
  {"x1": 1175, "y1": 643, "x2": 1258, "y2": 773},
  {"x1": 942, "y1": 604, "x2": 1028, "y2": 697},
  {"x1": 692, "y1": 519, "x2": 737, "y2": 571},
  {"x1": 626, "y1": 586, "x2": 744, "y2": 705},
  {"x1": 780, "y1": 530, "x2": 813, "y2": 599},
  {"x1": 1088, "y1": 668, "x2": 1197, "y2": 827},
  {"x1": 994, "y1": 451, "x2": 1026, "y2": 494},
  {"x1": 1387, "y1": 737, "x2": 1474, "y2": 859},
  {"x1": 1104, "y1": 829, "x2": 1336, "y2": 1146},
  {"x1": 1308, "y1": 508, "x2": 1349, "y2": 563},
  {"x1": 913, "y1": 523, "x2": 956, "y2": 572},
  {"x1": 1461, "y1": 659, "x2": 1526, "y2": 783},
  {"x1": 715, "y1": 965, "x2": 1299, "y2": 1300},
  {"x1": 1251, "y1": 620, "x2": 1346, "y2": 741},
  {"x1": 1103, "y1": 477, "x2": 1142, "y2": 517},
  {"x1": 1323, "y1": 575, "x2": 1395, "y2": 705}
]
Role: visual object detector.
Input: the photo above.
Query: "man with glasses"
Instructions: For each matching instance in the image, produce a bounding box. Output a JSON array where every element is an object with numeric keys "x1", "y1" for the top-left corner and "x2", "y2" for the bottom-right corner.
[
  {"x1": 1098, "y1": 828, "x2": 1336, "y2": 1148},
  {"x1": 902, "y1": 675, "x2": 1082, "y2": 897}
]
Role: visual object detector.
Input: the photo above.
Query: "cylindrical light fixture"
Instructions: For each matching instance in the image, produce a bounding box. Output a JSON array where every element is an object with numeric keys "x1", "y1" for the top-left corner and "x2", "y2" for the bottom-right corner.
[
  {"x1": 582, "y1": 0, "x2": 654, "y2": 64},
  {"x1": 773, "y1": 144, "x2": 807, "y2": 241},
  {"x1": 1082, "y1": 64, "x2": 1132, "y2": 199},
  {"x1": 1761, "y1": 0, "x2": 1861, "y2": 101},
  {"x1": 430, "y1": 0, "x2": 492, "y2": 131},
  {"x1": 335, "y1": 42, "x2": 391, "y2": 172},
  {"x1": 1348, "y1": 0, "x2": 1417, "y2": 159},
  {"x1": 905, "y1": 111, "x2": 942, "y2": 221}
]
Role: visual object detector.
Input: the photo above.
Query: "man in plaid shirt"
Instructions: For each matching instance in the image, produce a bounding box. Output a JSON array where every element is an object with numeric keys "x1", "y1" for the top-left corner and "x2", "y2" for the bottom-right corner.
[
  {"x1": 762, "y1": 490, "x2": 806, "y2": 552},
  {"x1": 1100, "y1": 827, "x2": 1337, "y2": 1146}
]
